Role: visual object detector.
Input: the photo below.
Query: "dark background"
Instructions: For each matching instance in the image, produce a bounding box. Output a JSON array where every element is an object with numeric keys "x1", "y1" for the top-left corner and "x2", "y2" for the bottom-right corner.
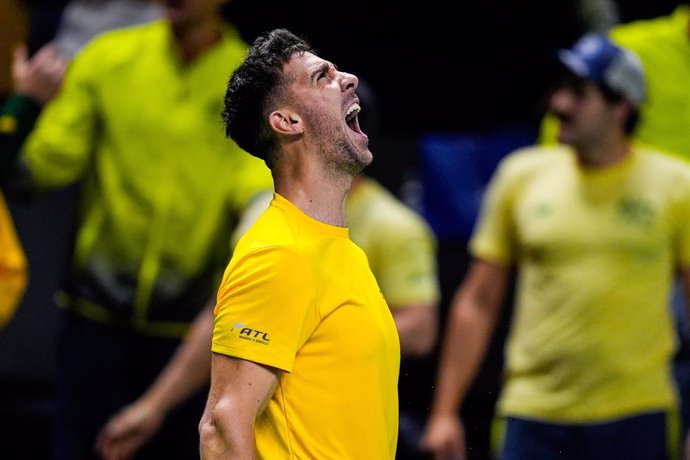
[
  {"x1": 225, "y1": 0, "x2": 680, "y2": 135},
  {"x1": 1, "y1": 1, "x2": 684, "y2": 458}
]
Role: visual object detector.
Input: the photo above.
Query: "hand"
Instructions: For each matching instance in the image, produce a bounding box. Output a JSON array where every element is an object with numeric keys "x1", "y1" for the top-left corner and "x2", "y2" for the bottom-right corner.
[
  {"x1": 419, "y1": 413, "x2": 467, "y2": 460},
  {"x1": 94, "y1": 399, "x2": 165, "y2": 460},
  {"x1": 12, "y1": 42, "x2": 67, "y2": 104}
]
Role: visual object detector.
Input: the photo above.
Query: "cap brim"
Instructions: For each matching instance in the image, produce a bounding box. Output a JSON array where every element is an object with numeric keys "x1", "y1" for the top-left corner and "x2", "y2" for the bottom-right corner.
[{"x1": 558, "y1": 49, "x2": 589, "y2": 79}]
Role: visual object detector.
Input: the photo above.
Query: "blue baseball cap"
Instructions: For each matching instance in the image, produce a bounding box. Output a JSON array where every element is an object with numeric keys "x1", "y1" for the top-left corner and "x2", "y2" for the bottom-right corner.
[{"x1": 558, "y1": 33, "x2": 646, "y2": 107}]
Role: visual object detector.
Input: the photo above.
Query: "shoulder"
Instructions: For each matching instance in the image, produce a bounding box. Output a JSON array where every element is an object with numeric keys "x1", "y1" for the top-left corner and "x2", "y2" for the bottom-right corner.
[
  {"x1": 634, "y1": 149, "x2": 690, "y2": 206},
  {"x1": 227, "y1": 232, "x2": 311, "y2": 293},
  {"x1": 69, "y1": 20, "x2": 165, "y2": 74},
  {"x1": 495, "y1": 144, "x2": 570, "y2": 179},
  {"x1": 637, "y1": 147, "x2": 690, "y2": 180},
  {"x1": 355, "y1": 179, "x2": 418, "y2": 219},
  {"x1": 352, "y1": 179, "x2": 433, "y2": 235},
  {"x1": 235, "y1": 203, "x2": 298, "y2": 254},
  {"x1": 81, "y1": 20, "x2": 164, "y2": 54}
]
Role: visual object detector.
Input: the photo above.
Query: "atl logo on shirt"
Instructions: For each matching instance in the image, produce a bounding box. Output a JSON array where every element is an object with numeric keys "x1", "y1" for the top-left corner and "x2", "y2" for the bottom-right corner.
[{"x1": 232, "y1": 323, "x2": 270, "y2": 345}]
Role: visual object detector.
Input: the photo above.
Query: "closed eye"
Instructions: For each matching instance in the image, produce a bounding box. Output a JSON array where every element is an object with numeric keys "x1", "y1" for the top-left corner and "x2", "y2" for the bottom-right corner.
[
  {"x1": 311, "y1": 63, "x2": 330, "y2": 84},
  {"x1": 312, "y1": 62, "x2": 338, "y2": 84}
]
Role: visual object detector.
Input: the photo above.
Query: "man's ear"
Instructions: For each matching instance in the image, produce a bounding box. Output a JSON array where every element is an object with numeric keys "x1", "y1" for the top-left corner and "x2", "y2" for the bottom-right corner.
[
  {"x1": 269, "y1": 109, "x2": 304, "y2": 135},
  {"x1": 614, "y1": 99, "x2": 634, "y2": 128}
]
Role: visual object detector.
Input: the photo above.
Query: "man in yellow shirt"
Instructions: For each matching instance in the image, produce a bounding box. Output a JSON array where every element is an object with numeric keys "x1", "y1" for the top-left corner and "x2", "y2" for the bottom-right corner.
[
  {"x1": 540, "y1": 9, "x2": 690, "y2": 455},
  {"x1": 422, "y1": 33, "x2": 690, "y2": 460},
  {"x1": 94, "y1": 74, "x2": 439, "y2": 457},
  {"x1": 197, "y1": 28, "x2": 400, "y2": 458}
]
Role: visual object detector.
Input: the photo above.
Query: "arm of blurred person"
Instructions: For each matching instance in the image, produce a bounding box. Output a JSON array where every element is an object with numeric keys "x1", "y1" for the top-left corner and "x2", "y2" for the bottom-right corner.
[
  {"x1": 365, "y1": 189, "x2": 440, "y2": 358},
  {"x1": 198, "y1": 355, "x2": 278, "y2": 459},
  {"x1": 420, "y1": 258, "x2": 510, "y2": 460},
  {"x1": 392, "y1": 303, "x2": 438, "y2": 358},
  {"x1": 0, "y1": 42, "x2": 67, "y2": 177},
  {"x1": 95, "y1": 303, "x2": 214, "y2": 460}
]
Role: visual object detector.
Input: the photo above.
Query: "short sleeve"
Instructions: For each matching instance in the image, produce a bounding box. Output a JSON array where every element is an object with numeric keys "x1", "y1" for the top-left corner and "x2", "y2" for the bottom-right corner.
[
  {"x1": 373, "y1": 217, "x2": 440, "y2": 309},
  {"x1": 469, "y1": 157, "x2": 518, "y2": 265},
  {"x1": 212, "y1": 245, "x2": 318, "y2": 372}
]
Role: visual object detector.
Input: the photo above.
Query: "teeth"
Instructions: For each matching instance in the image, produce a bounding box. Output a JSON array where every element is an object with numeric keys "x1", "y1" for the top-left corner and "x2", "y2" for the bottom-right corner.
[{"x1": 346, "y1": 103, "x2": 361, "y2": 119}]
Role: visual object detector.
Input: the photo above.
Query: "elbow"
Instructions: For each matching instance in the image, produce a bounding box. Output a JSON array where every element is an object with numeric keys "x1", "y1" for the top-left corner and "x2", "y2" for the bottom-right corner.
[
  {"x1": 199, "y1": 398, "x2": 254, "y2": 458},
  {"x1": 198, "y1": 404, "x2": 228, "y2": 458},
  {"x1": 198, "y1": 410, "x2": 216, "y2": 456},
  {"x1": 405, "y1": 326, "x2": 438, "y2": 358},
  {"x1": 404, "y1": 342, "x2": 432, "y2": 359},
  {"x1": 400, "y1": 311, "x2": 439, "y2": 358}
]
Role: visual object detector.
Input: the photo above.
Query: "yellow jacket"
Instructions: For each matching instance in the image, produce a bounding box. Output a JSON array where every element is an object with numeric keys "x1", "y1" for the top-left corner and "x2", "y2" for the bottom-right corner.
[{"x1": 21, "y1": 20, "x2": 273, "y2": 336}]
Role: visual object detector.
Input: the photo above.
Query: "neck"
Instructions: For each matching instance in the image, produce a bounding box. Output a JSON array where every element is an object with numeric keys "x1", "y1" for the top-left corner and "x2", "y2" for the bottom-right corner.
[
  {"x1": 575, "y1": 133, "x2": 631, "y2": 168},
  {"x1": 273, "y1": 157, "x2": 353, "y2": 228}
]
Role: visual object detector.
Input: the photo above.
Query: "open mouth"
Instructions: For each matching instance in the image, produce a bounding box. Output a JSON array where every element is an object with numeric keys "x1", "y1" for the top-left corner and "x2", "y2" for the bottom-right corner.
[{"x1": 345, "y1": 103, "x2": 362, "y2": 134}]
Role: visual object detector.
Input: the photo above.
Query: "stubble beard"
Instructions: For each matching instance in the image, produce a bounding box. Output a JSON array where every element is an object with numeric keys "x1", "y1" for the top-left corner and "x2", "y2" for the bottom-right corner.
[
  {"x1": 310, "y1": 109, "x2": 372, "y2": 177},
  {"x1": 335, "y1": 136, "x2": 371, "y2": 175}
]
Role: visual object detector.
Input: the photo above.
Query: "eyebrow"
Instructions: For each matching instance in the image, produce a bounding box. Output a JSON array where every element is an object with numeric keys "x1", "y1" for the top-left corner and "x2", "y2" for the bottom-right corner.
[{"x1": 310, "y1": 61, "x2": 338, "y2": 84}]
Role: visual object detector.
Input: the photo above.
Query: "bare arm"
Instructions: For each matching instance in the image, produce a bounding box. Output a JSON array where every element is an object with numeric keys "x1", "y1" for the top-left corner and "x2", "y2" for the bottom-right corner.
[
  {"x1": 96, "y1": 303, "x2": 215, "y2": 460},
  {"x1": 421, "y1": 258, "x2": 510, "y2": 460},
  {"x1": 199, "y1": 353, "x2": 278, "y2": 459},
  {"x1": 392, "y1": 304, "x2": 438, "y2": 358}
]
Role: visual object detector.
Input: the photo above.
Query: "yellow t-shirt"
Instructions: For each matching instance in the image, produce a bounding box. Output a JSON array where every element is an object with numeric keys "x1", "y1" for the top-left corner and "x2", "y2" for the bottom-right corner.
[
  {"x1": 213, "y1": 193, "x2": 400, "y2": 459},
  {"x1": 472, "y1": 145, "x2": 690, "y2": 422},
  {"x1": 347, "y1": 177, "x2": 440, "y2": 309},
  {"x1": 0, "y1": 191, "x2": 27, "y2": 327}
]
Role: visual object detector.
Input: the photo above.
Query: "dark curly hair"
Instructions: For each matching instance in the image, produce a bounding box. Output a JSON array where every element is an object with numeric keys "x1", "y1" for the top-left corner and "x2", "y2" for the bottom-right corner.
[{"x1": 221, "y1": 28, "x2": 313, "y2": 168}]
